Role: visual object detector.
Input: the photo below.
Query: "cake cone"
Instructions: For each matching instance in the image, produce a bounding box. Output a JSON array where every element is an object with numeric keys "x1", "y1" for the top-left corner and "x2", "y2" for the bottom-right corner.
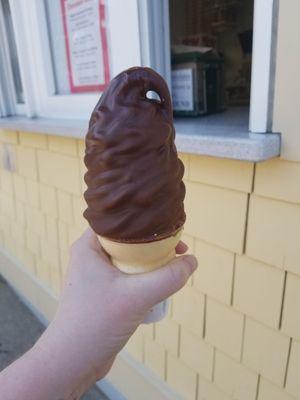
[{"x1": 98, "y1": 230, "x2": 182, "y2": 274}]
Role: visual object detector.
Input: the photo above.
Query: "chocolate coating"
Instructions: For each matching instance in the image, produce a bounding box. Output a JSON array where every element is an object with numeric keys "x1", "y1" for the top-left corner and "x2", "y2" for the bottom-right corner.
[{"x1": 83, "y1": 67, "x2": 185, "y2": 243}]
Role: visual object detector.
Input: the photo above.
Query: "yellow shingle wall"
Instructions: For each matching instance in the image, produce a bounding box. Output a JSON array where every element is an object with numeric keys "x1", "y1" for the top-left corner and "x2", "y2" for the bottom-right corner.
[
  {"x1": 0, "y1": 130, "x2": 87, "y2": 295},
  {"x1": 128, "y1": 154, "x2": 300, "y2": 400},
  {"x1": 1, "y1": 129, "x2": 300, "y2": 400}
]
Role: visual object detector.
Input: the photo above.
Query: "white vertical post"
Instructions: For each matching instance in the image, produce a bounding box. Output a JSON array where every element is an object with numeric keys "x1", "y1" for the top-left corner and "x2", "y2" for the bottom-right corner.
[
  {"x1": 137, "y1": 0, "x2": 171, "y2": 89},
  {"x1": 250, "y1": 0, "x2": 276, "y2": 133}
]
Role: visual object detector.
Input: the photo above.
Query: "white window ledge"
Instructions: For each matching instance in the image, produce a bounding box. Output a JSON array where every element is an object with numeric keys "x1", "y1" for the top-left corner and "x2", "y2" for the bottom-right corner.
[{"x1": 0, "y1": 110, "x2": 280, "y2": 162}]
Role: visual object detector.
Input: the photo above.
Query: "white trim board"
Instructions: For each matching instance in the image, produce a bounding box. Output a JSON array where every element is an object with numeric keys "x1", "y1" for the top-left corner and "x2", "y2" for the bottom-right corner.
[
  {"x1": 0, "y1": 247, "x2": 181, "y2": 400},
  {"x1": 137, "y1": 0, "x2": 171, "y2": 88},
  {"x1": 249, "y1": 0, "x2": 278, "y2": 133}
]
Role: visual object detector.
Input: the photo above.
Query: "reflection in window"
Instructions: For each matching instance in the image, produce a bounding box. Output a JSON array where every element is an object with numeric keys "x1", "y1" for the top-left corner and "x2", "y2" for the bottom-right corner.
[
  {"x1": 45, "y1": 0, "x2": 110, "y2": 95},
  {"x1": 1, "y1": 0, "x2": 24, "y2": 104}
]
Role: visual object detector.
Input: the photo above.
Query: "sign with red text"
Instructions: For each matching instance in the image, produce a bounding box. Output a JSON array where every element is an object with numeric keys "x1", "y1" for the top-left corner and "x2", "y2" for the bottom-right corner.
[{"x1": 61, "y1": 0, "x2": 110, "y2": 93}]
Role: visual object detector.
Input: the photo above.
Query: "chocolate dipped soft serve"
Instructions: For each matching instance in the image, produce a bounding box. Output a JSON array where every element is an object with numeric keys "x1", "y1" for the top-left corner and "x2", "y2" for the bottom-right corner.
[
  {"x1": 84, "y1": 67, "x2": 185, "y2": 279},
  {"x1": 84, "y1": 66, "x2": 185, "y2": 246}
]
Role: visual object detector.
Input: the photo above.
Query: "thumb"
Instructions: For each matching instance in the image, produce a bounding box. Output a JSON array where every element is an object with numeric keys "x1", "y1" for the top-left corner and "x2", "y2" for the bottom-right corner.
[{"x1": 128, "y1": 255, "x2": 198, "y2": 310}]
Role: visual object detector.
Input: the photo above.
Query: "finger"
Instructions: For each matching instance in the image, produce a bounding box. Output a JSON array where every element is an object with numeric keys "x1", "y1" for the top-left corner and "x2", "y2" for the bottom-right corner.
[
  {"x1": 79, "y1": 227, "x2": 102, "y2": 250},
  {"x1": 175, "y1": 240, "x2": 188, "y2": 254},
  {"x1": 128, "y1": 254, "x2": 198, "y2": 309},
  {"x1": 72, "y1": 227, "x2": 110, "y2": 262},
  {"x1": 79, "y1": 227, "x2": 96, "y2": 242}
]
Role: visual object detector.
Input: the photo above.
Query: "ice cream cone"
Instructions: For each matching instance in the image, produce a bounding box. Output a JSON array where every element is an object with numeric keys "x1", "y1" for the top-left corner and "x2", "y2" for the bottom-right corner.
[
  {"x1": 98, "y1": 230, "x2": 182, "y2": 274},
  {"x1": 84, "y1": 68, "x2": 187, "y2": 324},
  {"x1": 98, "y1": 229, "x2": 183, "y2": 323}
]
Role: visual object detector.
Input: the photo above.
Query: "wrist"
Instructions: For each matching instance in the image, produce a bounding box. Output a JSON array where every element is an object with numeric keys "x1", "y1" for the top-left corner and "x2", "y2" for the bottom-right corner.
[
  {"x1": 0, "y1": 341, "x2": 95, "y2": 400},
  {"x1": 31, "y1": 321, "x2": 98, "y2": 399}
]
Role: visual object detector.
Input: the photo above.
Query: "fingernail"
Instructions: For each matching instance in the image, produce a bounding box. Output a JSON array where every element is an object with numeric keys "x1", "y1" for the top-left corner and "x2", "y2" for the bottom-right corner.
[{"x1": 184, "y1": 255, "x2": 198, "y2": 273}]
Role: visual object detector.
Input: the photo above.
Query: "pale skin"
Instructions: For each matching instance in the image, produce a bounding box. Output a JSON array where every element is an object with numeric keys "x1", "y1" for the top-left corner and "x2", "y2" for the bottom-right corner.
[{"x1": 0, "y1": 228, "x2": 198, "y2": 400}]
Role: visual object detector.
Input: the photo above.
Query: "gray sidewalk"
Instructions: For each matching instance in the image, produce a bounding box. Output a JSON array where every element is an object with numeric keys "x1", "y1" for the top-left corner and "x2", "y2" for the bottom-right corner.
[{"x1": 0, "y1": 275, "x2": 108, "y2": 400}]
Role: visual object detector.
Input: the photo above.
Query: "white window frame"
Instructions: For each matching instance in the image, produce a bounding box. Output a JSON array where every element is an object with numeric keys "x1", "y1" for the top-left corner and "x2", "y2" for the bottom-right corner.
[
  {"x1": 0, "y1": 0, "x2": 26, "y2": 116},
  {"x1": 249, "y1": 0, "x2": 278, "y2": 133},
  {"x1": 2, "y1": 0, "x2": 277, "y2": 133},
  {"x1": 8, "y1": 0, "x2": 141, "y2": 119}
]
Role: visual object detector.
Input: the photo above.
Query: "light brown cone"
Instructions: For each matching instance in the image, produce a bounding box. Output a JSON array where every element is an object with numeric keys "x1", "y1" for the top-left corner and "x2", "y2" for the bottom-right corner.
[{"x1": 98, "y1": 230, "x2": 183, "y2": 274}]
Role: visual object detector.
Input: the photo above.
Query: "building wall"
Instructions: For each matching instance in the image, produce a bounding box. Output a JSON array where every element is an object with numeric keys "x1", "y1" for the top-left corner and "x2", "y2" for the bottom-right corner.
[{"x1": 0, "y1": 128, "x2": 300, "y2": 400}]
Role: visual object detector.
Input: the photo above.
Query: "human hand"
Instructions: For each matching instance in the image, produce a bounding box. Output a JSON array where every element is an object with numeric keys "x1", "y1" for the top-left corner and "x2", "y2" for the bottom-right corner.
[{"x1": 31, "y1": 228, "x2": 197, "y2": 398}]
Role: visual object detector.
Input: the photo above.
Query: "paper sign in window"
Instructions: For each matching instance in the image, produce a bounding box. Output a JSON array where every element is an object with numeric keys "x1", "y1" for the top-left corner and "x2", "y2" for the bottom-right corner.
[
  {"x1": 61, "y1": 0, "x2": 110, "y2": 93},
  {"x1": 171, "y1": 69, "x2": 194, "y2": 111}
]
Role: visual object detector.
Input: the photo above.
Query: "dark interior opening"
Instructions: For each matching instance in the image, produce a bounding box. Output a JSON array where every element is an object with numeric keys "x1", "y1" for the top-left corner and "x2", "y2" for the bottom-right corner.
[{"x1": 169, "y1": 0, "x2": 254, "y2": 122}]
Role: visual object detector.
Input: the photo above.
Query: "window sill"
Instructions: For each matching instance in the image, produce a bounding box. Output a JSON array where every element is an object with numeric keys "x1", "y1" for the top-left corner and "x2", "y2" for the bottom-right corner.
[
  {"x1": 0, "y1": 111, "x2": 280, "y2": 162},
  {"x1": 174, "y1": 108, "x2": 281, "y2": 162}
]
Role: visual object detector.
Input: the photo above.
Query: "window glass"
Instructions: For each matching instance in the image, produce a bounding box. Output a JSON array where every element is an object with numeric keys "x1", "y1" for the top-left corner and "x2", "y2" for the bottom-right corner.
[
  {"x1": 45, "y1": 0, "x2": 110, "y2": 95},
  {"x1": 169, "y1": 0, "x2": 253, "y2": 117},
  {"x1": 1, "y1": 0, "x2": 24, "y2": 104}
]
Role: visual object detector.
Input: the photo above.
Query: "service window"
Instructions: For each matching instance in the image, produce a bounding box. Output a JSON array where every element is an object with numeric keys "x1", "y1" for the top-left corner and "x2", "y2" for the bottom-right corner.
[
  {"x1": 170, "y1": 0, "x2": 253, "y2": 117},
  {"x1": 167, "y1": 0, "x2": 274, "y2": 133}
]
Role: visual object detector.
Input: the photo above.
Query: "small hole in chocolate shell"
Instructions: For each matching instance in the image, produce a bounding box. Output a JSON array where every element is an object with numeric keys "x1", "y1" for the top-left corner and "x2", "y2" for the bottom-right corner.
[{"x1": 146, "y1": 90, "x2": 161, "y2": 103}]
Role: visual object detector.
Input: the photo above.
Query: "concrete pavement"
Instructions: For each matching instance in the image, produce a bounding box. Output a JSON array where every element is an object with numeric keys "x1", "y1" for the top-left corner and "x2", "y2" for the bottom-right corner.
[{"x1": 0, "y1": 275, "x2": 108, "y2": 400}]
